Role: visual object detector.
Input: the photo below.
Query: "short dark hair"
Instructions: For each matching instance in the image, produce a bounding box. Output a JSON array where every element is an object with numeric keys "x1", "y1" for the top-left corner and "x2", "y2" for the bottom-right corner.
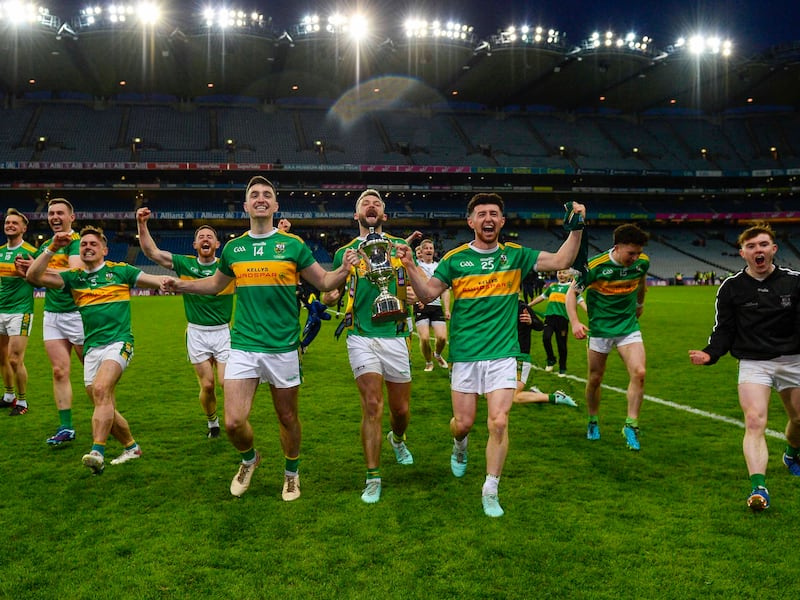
[
  {"x1": 467, "y1": 193, "x2": 504, "y2": 216},
  {"x1": 613, "y1": 223, "x2": 649, "y2": 246},
  {"x1": 738, "y1": 221, "x2": 775, "y2": 247},
  {"x1": 79, "y1": 225, "x2": 107, "y2": 245}
]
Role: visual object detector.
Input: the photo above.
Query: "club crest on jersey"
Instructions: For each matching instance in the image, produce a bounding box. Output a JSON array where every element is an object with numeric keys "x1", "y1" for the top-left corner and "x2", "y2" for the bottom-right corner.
[
  {"x1": 275, "y1": 243, "x2": 286, "y2": 254},
  {"x1": 105, "y1": 272, "x2": 115, "y2": 281},
  {"x1": 781, "y1": 295, "x2": 792, "y2": 308},
  {"x1": 500, "y1": 254, "x2": 508, "y2": 264}
]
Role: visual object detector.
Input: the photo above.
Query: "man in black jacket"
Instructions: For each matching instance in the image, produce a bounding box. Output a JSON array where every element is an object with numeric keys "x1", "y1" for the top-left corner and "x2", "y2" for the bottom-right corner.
[{"x1": 689, "y1": 222, "x2": 800, "y2": 512}]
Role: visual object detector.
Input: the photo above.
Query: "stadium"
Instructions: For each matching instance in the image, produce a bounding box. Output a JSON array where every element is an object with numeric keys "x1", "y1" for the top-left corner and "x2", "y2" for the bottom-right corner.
[
  {"x1": 2, "y1": 3, "x2": 800, "y2": 599},
  {"x1": 2, "y1": 2, "x2": 800, "y2": 281}
]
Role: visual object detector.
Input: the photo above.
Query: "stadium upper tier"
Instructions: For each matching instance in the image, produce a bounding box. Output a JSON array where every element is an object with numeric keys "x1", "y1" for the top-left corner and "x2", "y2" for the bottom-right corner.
[
  {"x1": 1, "y1": 102, "x2": 798, "y2": 173},
  {"x1": 0, "y1": 18, "x2": 798, "y2": 114}
]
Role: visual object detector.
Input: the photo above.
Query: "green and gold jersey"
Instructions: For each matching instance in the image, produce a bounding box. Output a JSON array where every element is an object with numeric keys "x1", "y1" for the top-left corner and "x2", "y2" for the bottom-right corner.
[
  {"x1": 172, "y1": 254, "x2": 234, "y2": 326},
  {"x1": 332, "y1": 233, "x2": 410, "y2": 339},
  {"x1": 218, "y1": 230, "x2": 315, "y2": 353},
  {"x1": 59, "y1": 261, "x2": 142, "y2": 350},
  {"x1": 36, "y1": 231, "x2": 81, "y2": 313},
  {"x1": 434, "y1": 242, "x2": 539, "y2": 363},
  {"x1": 0, "y1": 240, "x2": 36, "y2": 313},
  {"x1": 577, "y1": 249, "x2": 650, "y2": 338},
  {"x1": 542, "y1": 282, "x2": 574, "y2": 318}
]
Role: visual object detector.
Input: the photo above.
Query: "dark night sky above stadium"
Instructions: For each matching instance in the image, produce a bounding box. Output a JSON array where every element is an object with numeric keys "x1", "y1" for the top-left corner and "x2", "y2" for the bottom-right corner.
[{"x1": 51, "y1": 0, "x2": 798, "y2": 54}]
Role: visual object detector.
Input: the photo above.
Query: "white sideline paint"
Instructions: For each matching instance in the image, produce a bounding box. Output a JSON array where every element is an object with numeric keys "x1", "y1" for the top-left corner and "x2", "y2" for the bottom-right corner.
[
  {"x1": 542, "y1": 369, "x2": 785, "y2": 440},
  {"x1": 325, "y1": 310, "x2": 786, "y2": 441}
]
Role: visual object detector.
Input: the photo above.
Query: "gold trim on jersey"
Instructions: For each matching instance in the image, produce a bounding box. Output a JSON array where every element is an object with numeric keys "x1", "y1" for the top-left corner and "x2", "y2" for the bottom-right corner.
[
  {"x1": 451, "y1": 269, "x2": 520, "y2": 300},
  {"x1": 231, "y1": 260, "x2": 299, "y2": 287},
  {"x1": 72, "y1": 284, "x2": 131, "y2": 307}
]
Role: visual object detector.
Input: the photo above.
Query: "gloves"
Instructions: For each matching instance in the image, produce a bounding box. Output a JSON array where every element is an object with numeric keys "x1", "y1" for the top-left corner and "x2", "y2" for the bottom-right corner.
[{"x1": 300, "y1": 300, "x2": 331, "y2": 349}]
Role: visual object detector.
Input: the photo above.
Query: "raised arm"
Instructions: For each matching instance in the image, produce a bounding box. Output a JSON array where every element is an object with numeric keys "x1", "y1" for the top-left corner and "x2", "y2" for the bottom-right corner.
[
  {"x1": 534, "y1": 202, "x2": 586, "y2": 272},
  {"x1": 394, "y1": 243, "x2": 449, "y2": 304},
  {"x1": 136, "y1": 207, "x2": 174, "y2": 270}
]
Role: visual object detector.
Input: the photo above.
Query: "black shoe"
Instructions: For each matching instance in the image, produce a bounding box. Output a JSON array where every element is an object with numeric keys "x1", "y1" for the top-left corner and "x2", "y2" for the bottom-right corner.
[
  {"x1": 208, "y1": 426, "x2": 221, "y2": 439},
  {"x1": 9, "y1": 404, "x2": 28, "y2": 416}
]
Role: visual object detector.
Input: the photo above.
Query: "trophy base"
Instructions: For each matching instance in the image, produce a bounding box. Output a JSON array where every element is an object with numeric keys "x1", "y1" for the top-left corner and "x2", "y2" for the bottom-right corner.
[
  {"x1": 372, "y1": 296, "x2": 407, "y2": 323},
  {"x1": 372, "y1": 309, "x2": 408, "y2": 323}
]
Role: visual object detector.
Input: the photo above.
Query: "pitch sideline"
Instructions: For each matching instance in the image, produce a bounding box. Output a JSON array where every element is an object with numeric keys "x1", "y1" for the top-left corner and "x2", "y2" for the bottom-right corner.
[
  {"x1": 540, "y1": 368, "x2": 785, "y2": 440},
  {"x1": 323, "y1": 309, "x2": 784, "y2": 441}
]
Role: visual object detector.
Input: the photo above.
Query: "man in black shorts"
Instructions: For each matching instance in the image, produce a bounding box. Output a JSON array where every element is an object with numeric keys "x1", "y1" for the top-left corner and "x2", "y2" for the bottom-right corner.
[{"x1": 413, "y1": 239, "x2": 450, "y2": 371}]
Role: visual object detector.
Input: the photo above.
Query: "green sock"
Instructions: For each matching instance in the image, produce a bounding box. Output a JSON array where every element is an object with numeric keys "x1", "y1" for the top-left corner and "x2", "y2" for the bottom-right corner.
[
  {"x1": 750, "y1": 474, "x2": 766, "y2": 489},
  {"x1": 366, "y1": 468, "x2": 380, "y2": 480},
  {"x1": 241, "y1": 448, "x2": 256, "y2": 463},
  {"x1": 207, "y1": 411, "x2": 218, "y2": 423},
  {"x1": 124, "y1": 441, "x2": 138, "y2": 451},
  {"x1": 91, "y1": 443, "x2": 106, "y2": 456},
  {"x1": 285, "y1": 456, "x2": 300, "y2": 473},
  {"x1": 588, "y1": 415, "x2": 598, "y2": 424},
  {"x1": 625, "y1": 417, "x2": 639, "y2": 428},
  {"x1": 786, "y1": 445, "x2": 799, "y2": 458},
  {"x1": 59, "y1": 408, "x2": 73, "y2": 429}
]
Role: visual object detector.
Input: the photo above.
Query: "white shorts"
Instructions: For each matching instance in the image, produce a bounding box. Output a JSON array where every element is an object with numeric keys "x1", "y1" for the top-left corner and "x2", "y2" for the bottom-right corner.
[
  {"x1": 451, "y1": 357, "x2": 517, "y2": 395},
  {"x1": 346, "y1": 335, "x2": 412, "y2": 383},
  {"x1": 225, "y1": 348, "x2": 301, "y2": 388},
  {"x1": 186, "y1": 323, "x2": 231, "y2": 365},
  {"x1": 43, "y1": 311, "x2": 85, "y2": 345},
  {"x1": 0, "y1": 313, "x2": 33, "y2": 337},
  {"x1": 588, "y1": 330, "x2": 643, "y2": 354},
  {"x1": 84, "y1": 341, "x2": 133, "y2": 386},
  {"x1": 739, "y1": 355, "x2": 800, "y2": 391},
  {"x1": 518, "y1": 360, "x2": 532, "y2": 385}
]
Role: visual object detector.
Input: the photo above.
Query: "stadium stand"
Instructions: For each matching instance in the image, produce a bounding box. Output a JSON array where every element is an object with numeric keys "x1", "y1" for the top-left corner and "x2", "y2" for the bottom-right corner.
[{"x1": 1, "y1": 10, "x2": 798, "y2": 270}]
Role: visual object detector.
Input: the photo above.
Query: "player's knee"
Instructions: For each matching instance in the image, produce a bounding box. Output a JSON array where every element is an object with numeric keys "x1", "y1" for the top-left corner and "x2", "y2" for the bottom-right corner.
[
  {"x1": 487, "y1": 413, "x2": 508, "y2": 436},
  {"x1": 452, "y1": 414, "x2": 475, "y2": 435},
  {"x1": 362, "y1": 395, "x2": 384, "y2": 419},
  {"x1": 51, "y1": 363, "x2": 70, "y2": 382}
]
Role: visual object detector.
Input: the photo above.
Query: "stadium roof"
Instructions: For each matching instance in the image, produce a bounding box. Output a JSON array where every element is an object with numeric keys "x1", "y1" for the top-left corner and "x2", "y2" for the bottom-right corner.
[{"x1": 2, "y1": 16, "x2": 799, "y2": 114}]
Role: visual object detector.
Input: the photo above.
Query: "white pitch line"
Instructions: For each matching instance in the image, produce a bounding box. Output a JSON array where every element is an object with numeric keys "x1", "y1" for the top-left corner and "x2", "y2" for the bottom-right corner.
[
  {"x1": 322, "y1": 313, "x2": 786, "y2": 442},
  {"x1": 535, "y1": 368, "x2": 785, "y2": 440}
]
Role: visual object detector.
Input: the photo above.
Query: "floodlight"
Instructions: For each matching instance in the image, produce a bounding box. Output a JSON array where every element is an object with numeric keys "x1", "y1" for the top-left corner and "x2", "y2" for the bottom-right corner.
[{"x1": 349, "y1": 14, "x2": 368, "y2": 41}]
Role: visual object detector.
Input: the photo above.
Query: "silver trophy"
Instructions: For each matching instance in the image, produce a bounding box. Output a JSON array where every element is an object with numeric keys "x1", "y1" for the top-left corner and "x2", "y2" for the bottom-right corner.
[{"x1": 358, "y1": 228, "x2": 406, "y2": 323}]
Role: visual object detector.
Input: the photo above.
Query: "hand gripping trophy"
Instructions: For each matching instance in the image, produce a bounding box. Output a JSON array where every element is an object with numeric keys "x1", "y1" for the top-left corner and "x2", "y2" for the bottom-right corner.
[{"x1": 358, "y1": 227, "x2": 406, "y2": 322}]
